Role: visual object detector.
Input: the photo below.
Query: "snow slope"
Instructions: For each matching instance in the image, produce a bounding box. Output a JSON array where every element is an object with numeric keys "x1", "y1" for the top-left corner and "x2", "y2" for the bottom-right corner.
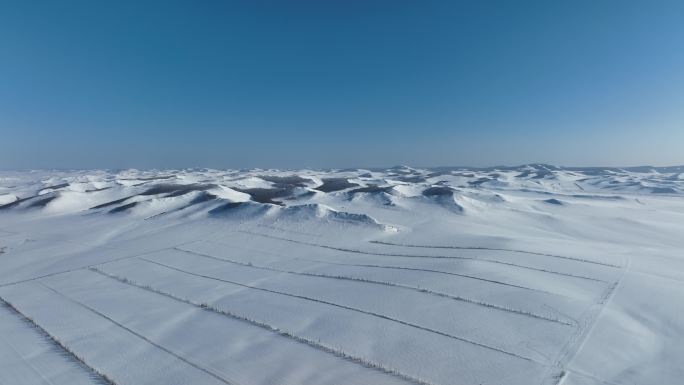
[{"x1": 0, "y1": 165, "x2": 683, "y2": 385}]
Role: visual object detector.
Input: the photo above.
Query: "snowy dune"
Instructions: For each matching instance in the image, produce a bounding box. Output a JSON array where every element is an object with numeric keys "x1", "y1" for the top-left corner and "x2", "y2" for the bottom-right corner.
[{"x1": 0, "y1": 164, "x2": 683, "y2": 385}]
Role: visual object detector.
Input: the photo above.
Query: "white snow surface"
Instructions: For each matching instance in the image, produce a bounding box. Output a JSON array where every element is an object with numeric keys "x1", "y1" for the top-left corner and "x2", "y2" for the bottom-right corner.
[{"x1": 1, "y1": 165, "x2": 683, "y2": 385}]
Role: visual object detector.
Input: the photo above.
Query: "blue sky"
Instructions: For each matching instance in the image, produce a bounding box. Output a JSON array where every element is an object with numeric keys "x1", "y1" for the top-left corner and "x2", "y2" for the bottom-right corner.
[{"x1": 1, "y1": 0, "x2": 683, "y2": 169}]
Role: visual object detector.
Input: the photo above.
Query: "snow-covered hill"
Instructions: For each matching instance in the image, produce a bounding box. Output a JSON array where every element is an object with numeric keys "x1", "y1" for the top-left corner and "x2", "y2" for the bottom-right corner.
[{"x1": 1, "y1": 166, "x2": 683, "y2": 385}]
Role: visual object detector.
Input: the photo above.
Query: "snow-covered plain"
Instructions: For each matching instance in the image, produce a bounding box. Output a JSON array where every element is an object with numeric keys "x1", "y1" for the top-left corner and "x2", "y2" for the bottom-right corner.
[{"x1": 0, "y1": 164, "x2": 683, "y2": 385}]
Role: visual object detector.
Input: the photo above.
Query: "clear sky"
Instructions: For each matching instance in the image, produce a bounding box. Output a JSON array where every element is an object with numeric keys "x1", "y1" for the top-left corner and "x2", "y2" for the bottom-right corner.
[{"x1": 1, "y1": 0, "x2": 683, "y2": 169}]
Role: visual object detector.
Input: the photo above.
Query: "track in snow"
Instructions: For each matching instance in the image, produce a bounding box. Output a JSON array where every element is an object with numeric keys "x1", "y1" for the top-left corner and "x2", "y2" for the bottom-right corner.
[
  {"x1": 235, "y1": 230, "x2": 611, "y2": 282},
  {"x1": 36, "y1": 282, "x2": 238, "y2": 385},
  {"x1": 174, "y1": 246, "x2": 574, "y2": 326},
  {"x1": 137, "y1": 256, "x2": 540, "y2": 363},
  {"x1": 0, "y1": 297, "x2": 115, "y2": 385},
  {"x1": 368, "y1": 241, "x2": 621, "y2": 268},
  {"x1": 89, "y1": 267, "x2": 431, "y2": 385}
]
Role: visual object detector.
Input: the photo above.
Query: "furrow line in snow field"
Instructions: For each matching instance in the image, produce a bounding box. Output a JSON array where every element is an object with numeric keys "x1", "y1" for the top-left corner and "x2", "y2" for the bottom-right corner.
[
  {"x1": 0, "y1": 296, "x2": 116, "y2": 385},
  {"x1": 138, "y1": 256, "x2": 541, "y2": 364},
  {"x1": 0, "y1": 243, "x2": 205, "y2": 288},
  {"x1": 369, "y1": 240, "x2": 621, "y2": 268},
  {"x1": 235, "y1": 230, "x2": 609, "y2": 282},
  {"x1": 291, "y1": 256, "x2": 561, "y2": 296},
  {"x1": 89, "y1": 268, "x2": 433, "y2": 385},
  {"x1": 0, "y1": 268, "x2": 105, "y2": 288},
  {"x1": 35, "y1": 282, "x2": 239, "y2": 385},
  {"x1": 555, "y1": 271, "x2": 626, "y2": 369},
  {"x1": 174, "y1": 247, "x2": 574, "y2": 326}
]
